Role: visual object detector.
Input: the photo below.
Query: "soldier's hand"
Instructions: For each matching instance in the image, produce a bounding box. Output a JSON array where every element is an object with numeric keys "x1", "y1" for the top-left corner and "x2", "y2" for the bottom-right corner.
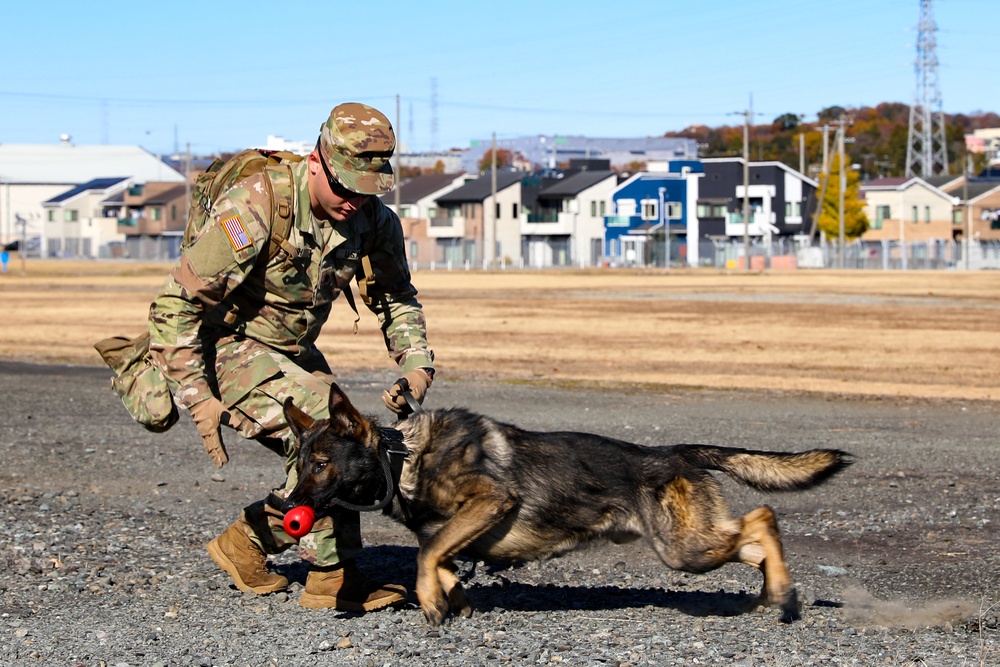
[
  {"x1": 190, "y1": 397, "x2": 230, "y2": 468},
  {"x1": 383, "y1": 368, "x2": 433, "y2": 415}
]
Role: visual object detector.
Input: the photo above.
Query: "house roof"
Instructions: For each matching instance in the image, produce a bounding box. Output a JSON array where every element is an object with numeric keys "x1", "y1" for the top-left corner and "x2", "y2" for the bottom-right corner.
[
  {"x1": 43, "y1": 177, "x2": 129, "y2": 205},
  {"x1": 0, "y1": 143, "x2": 185, "y2": 185},
  {"x1": 435, "y1": 171, "x2": 523, "y2": 204},
  {"x1": 924, "y1": 174, "x2": 963, "y2": 191},
  {"x1": 129, "y1": 183, "x2": 188, "y2": 205},
  {"x1": 862, "y1": 177, "x2": 908, "y2": 188},
  {"x1": 701, "y1": 157, "x2": 817, "y2": 186},
  {"x1": 862, "y1": 176, "x2": 959, "y2": 202},
  {"x1": 966, "y1": 179, "x2": 1000, "y2": 202},
  {"x1": 538, "y1": 170, "x2": 616, "y2": 198},
  {"x1": 380, "y1": 173, "x2": 466, "y2": 205}
]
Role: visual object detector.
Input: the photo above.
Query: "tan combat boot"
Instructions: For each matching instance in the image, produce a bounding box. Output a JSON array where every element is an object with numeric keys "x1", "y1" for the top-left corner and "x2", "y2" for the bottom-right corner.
[
  {"x1": 206, "y1": 521, "x2": 288, "y2": 594},
  {"x1": 299, "y1": 560, "x2": 407, "y2": 611}
]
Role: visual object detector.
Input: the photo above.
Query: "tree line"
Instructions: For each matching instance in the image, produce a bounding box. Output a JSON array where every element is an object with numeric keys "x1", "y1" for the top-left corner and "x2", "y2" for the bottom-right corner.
[{"x1": 665, "y1": 103, "x2": 999, "y2": 181}]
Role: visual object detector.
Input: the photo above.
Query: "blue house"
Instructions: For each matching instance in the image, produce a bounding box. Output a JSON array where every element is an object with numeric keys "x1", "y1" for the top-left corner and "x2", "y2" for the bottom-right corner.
[{"x1": 604, "y1": 161, "x2": 703, "y2": 267}]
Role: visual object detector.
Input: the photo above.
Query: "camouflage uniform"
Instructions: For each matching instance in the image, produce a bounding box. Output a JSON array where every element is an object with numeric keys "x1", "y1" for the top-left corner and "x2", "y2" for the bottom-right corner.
[{"x1": 148, "y1": 106, "x2": 432, "y2": 567}]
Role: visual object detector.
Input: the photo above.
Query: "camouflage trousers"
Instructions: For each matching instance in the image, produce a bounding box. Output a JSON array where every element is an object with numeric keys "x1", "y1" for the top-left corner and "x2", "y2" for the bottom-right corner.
[{"x1": 210, "y1": 335, "x2": 362, "y2": 567}]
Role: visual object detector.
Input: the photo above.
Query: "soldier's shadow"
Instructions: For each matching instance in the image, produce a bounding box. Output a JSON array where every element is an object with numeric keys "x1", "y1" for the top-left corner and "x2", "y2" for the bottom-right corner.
[{"x1": 276, "y1": 544, "x2": 805, "y2": 620}]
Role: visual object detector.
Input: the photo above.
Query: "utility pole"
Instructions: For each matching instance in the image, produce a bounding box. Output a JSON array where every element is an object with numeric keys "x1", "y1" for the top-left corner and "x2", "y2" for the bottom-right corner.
[
  {"x1": 808, "y1": 125, "x2": 834, "y2": 239},
  {"x1": 799, "y1": 133, "x2": 805, "y2": 175},
  {"x1": 184, "y1": 143, "x2": 191, "y2": 222},
  {"x1": 838, "y1": 124, "x2": 846, "y2": 269},
  {"x1": 743, "y1": 111, "x2": 750, "y2": 269},
  {"x1": 964, "y1": 151, "x2": 971, "y2": 270},
  {"x1": 394, "y1": 95, "x2": 401, "y2": 216},
  {"x1": 491, "y1": 132, "x2": 497, "y2": 266}
]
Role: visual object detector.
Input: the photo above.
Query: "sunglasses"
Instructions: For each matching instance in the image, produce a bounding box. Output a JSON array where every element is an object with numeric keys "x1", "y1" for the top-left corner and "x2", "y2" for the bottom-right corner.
[{"x1": 317, "y1": 143, "x2": 367, "y2": 200}]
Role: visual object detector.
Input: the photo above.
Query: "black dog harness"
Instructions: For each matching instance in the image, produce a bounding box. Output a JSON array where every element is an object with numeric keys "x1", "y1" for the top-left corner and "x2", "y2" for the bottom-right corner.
[{"x1": 323, "y1": 426, "x2": 410, "y2": 514}]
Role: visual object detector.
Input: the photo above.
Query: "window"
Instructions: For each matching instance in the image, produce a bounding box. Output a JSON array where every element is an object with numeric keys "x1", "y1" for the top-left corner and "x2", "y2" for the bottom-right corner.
[
  {"x1": 47, "y1": 210, "x2": 56, "y2": 222},
  {"x1": 874, "y1": 205, "x2": 890, "y2": 230},
  {"x1": 495, "y1": 202, "x2": 501, "y2": 219},
  {"x1": 640, "y1": 199, "x2": 658, "y2": 221},
  {"x1": 952, "y1": 209, "x2": 963, "y2": 224},
  {"x1": 924, "y1": 206, "x2": 931, "y2": 224},
  {"x1": 512, "y1": 203, "x2": 518, "y2": 218},
  {"x1": 911, "y1": 206, "x2": 918, "y2": 223},
  {"x1": 427, "y1": 207, "x2": 437, "y2": 219},
  {"x1": 65, "y1": 209, "x2": 78, "y2": 222},
  {"x1": 697, "y1": 204, "x2": 728, "y2": 218},
  {"x1": 151, "y1": 207, "x2": 162, "y2": 221},
  {"x1": 599, "y1": 201, "x2": 606, "y2": 216},
  {"x1": 170, "y1": 205, "x2": 177, "y2": 221},
  {"x1": 409, "y1": 241, "x2": 418, "y2": 258},
  {"x1": 591, "y1": 201, "x2": 597, "y2": 217},
  {"x1": 665, "y1": 202, "x2": 682, "y2": 219}
]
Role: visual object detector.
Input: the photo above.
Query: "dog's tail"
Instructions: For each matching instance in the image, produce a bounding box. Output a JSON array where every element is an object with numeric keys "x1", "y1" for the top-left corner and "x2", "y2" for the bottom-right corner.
[{"x1": 673, "y1": 445, "x2": 853, "y2": 491}]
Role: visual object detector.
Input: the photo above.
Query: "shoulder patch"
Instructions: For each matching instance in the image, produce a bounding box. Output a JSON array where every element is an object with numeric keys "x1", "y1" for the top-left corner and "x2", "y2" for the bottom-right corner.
[{"x1": 221, "y1": 214, "x2": 252, "y2": 251}]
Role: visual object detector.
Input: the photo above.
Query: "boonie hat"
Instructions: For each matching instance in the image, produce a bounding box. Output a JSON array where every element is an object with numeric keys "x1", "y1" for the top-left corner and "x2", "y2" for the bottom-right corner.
[{"x1": 318, "y1": 103, "x2": 395, "y2": 195}]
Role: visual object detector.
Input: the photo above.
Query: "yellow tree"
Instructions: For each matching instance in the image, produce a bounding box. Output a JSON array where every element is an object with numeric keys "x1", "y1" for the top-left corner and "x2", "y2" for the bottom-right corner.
[{"x1": 815, "y1": 153, "x2": 869, "y2": 240}]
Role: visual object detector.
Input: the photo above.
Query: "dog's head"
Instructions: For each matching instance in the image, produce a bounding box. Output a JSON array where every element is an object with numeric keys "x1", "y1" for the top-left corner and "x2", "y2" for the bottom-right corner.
[{"x1": 281, "y1": 384, "x2": 385, "y2": 515}]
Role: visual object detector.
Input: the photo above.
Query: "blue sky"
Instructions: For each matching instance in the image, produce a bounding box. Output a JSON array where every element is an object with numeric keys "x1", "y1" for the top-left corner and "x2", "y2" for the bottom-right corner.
[{"x1": 2, "y1": 0, "x2": 997, "y2": 156}]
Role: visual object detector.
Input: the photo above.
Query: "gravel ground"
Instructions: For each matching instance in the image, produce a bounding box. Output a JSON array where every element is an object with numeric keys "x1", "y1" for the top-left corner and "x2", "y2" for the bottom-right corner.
[{"x1": 1, "y1": 361, "x2": 997, "y2": 667}]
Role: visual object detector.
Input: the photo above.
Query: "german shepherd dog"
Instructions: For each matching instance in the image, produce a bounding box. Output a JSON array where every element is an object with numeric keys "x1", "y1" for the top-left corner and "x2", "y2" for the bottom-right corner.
[{"x1": 282, "y1": 385, "x2": 852, "y2": 626}]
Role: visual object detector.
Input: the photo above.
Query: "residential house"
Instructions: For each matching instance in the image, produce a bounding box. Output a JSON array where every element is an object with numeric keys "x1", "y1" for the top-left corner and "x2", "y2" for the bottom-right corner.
[
  {"x1": 860, "y1": 176, "x2": 959, "y2": 243},
  {"x1": 604, "y1": 162, "x2": 703, "y2": 267},
  {"x1": 380, "y1": 172, "x2": 468, "y2": 266},
  {"x1": 433, "y1": 171, "x2": 524, "y2": 266},
  {"x1": 119, "y1": 181, "x2": 190, "y2": 259},
  {"x1": 522, "y1": 161, "x2": 618, "y2": 267},
  {"x1": 957, "y1": 179, "x2": 1000, "y2": 242},
  {"x1": 0, "y1": 141, "x2": 185, "y2": 255},
  {"x1": 965, "y1": 128, "x2": 1000, "y2": 166},
  {"x1": 41, "y1": 178, "x2": 131, "y2": 258},
  {"x1": 698, "y1": 158, "x2": 818, "y2": 241}
]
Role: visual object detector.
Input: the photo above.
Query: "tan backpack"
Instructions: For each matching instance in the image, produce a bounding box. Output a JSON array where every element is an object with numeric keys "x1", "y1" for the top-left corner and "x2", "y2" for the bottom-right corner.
[{"x1": 184, "y1": 148, "x2": 304, "y2": 262}]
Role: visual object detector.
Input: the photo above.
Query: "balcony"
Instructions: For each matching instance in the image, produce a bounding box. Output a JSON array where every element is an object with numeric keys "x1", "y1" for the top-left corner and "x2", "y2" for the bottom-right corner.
[
  {"x1": 726, "y1": 211, "x2": 778, "y2": 237},
  {"x1": 118, "y1": 217, "x2": 172, "y2": 236},
  {"x1": 428, "y1": 215, "x2": 465, "y2": 238}
]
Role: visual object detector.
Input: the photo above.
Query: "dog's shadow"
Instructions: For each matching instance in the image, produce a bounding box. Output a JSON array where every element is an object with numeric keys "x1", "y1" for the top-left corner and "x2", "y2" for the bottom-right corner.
[{"x1": 277, "y1": 544, "x2": 803, "y2": 621}]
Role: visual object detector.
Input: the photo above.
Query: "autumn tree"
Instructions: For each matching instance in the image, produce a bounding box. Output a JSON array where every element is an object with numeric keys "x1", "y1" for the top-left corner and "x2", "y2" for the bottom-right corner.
[
  {"x1": 815, "y1": 153, "x2": 869, "y2": 241},
  {"x1": 477, "y1": 148, "x2": 514, "y2": 173}
]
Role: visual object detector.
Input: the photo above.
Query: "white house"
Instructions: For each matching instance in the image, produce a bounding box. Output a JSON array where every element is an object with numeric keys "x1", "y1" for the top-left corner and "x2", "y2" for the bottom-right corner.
[{"x1": 0, "y1": 140, "x2": 185, "y2": 255}]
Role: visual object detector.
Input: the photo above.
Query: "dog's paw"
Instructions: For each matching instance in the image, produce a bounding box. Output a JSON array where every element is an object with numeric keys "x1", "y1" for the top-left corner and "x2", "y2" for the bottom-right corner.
[
  {"x1": 447, "y1": 584, "x2": 473, "y2": 618},
  {"x1": 778, "y1": 588, "x2": 801, "y2": 623},
  {"x1": 421, "y1": 599, "x2": 450, "y2": 627}
]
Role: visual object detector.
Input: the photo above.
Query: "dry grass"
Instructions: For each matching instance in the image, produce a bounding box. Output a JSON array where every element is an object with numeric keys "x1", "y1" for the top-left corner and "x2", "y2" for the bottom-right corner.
[{"x1": 2, "y1": 259, "x2": 999, "y2": 401}]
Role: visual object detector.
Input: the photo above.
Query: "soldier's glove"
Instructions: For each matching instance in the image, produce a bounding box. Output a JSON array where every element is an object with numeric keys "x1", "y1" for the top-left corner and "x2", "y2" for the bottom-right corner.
[
  {"x1": 189, "y1": 397, "x2": 230, "y2": 468},
  {"x1": 382, "y1": 368, "x2": 433, "y2": 415}
]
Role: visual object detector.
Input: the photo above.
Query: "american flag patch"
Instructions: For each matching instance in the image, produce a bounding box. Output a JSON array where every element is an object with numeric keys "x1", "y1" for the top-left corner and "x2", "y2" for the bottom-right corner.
[{"x1": 221, "y1": 215, "x2": 251, "y2": 251}]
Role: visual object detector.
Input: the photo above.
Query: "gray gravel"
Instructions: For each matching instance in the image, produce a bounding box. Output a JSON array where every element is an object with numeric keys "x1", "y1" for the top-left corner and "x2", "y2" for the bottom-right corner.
[{"x1": 1, "y1": 361, "x2": 997, "y2": 666}]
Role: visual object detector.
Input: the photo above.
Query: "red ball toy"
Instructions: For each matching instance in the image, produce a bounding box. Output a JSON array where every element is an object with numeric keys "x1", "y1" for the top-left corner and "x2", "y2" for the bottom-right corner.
[{"x1": 283, "y1": 505, "x2": 315, "y2": 539}]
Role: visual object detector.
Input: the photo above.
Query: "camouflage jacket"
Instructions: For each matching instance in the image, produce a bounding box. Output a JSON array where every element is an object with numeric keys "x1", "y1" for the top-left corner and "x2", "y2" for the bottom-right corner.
[{"x1": 148, "y1": 160, "x2": 433, "y2": 409}]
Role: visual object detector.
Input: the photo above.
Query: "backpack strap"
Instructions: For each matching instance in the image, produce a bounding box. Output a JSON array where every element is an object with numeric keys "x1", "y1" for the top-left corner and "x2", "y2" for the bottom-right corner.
[{"x1": 263, "y1": 163, "x2": 297, "y2": 265}]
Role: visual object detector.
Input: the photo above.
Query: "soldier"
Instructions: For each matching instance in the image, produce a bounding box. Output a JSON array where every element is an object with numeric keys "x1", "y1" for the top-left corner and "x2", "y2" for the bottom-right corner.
[{"x1": 147, "y1": 103, "x2": 434, "y2": 612}]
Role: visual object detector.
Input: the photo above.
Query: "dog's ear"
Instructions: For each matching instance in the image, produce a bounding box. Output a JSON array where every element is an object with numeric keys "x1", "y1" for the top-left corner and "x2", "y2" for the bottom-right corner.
[
  {"x1": 283, "y1": 397, "x2": 316, "y2": 443},
  {"x1": 327, "y1": 383, "x2": 371, "y2": 442}
]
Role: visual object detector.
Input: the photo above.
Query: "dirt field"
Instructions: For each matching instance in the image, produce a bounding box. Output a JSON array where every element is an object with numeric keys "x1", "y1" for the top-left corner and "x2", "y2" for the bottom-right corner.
[{"x1": 1, "y1": 259, "x2": 998, "y2": 402}]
